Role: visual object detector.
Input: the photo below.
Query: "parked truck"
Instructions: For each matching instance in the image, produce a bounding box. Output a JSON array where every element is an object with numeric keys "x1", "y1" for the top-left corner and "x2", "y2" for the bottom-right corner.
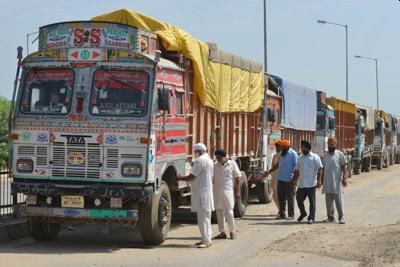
[
  {"x1": 314, "y1": 91, "x2": 336, "y2": 157},
  {"x1": 352, "y1": 104, "x2": 375, "y2": 174},
  {"x1": 269, "y1": 75, "x2": 316, "y2": 153},
  {"x1": 372, "y1": 110, "x2": 390, "y2": 170},
  {"x1": 387, "y1": 114, "x2": 398, "y2": 166},
  {"x1": 10, "y1": 13, "x2": 275, "y2": 245},
  {"x1": 325, "y1": 98, "x2": 356, "y2": 177},
  {"x1": 395, "y1": 117, "x2": 400, "y2": 164}
]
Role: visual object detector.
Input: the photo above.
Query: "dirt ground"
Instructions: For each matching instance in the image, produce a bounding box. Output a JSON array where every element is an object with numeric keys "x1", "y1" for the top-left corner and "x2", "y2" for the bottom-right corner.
[{"x1": 263, "y1": 222, "x2": 400, "y2": 267}]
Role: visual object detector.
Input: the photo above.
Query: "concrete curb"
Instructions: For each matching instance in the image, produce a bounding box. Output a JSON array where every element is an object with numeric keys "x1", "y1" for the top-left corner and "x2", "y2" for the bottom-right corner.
[{"x1": 0, "y1": 219, "x2": 29, "y2": 242}]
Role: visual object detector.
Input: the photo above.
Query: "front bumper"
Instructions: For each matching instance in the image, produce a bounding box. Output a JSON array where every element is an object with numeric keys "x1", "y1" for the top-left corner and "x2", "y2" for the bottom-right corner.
[
  {"x1": 17, "y1": 206, "x2": 138, "y2": 223},
  {"x1": 12, "y1": 181, "x2": 153, "y2": 200}
]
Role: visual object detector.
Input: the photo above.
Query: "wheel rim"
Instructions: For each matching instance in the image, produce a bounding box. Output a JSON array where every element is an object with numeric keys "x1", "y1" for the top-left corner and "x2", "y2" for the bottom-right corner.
[{"x1": 158, "y1": 192, "x2": 171, "y2": 232}]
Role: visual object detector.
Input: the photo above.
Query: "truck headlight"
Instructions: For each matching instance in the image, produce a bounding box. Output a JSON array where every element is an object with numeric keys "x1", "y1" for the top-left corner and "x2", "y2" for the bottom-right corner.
[
  {"x1": 17, "y1": 159, "x2": 34, "y2": 173},
  {"x1": 121, "y1": 163, "x2": 142, "y2": 177}
]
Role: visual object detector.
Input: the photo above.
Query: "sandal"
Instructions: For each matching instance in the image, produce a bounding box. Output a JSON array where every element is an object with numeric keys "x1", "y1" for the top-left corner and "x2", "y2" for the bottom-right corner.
[
  {"x1": 197, "y1": 242, "x2": 212, "y2": 248},
  {"x1": 213, "y1": 232, "x2": 227, "y2": 239}
]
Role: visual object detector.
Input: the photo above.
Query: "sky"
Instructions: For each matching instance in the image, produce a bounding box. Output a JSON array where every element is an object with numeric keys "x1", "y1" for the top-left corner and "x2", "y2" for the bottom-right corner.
[{"x1": 1, "y1": 0, "x2": 399, "y2": 114}]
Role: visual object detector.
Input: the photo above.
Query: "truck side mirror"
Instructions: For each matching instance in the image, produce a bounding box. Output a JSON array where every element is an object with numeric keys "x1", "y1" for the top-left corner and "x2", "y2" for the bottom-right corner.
[
  {"x1": 267, "y1": 108, "x2": 276, "y2": 123},
  {"x1": 158, "y1": 88, "x2": 170, "y2": 112}
]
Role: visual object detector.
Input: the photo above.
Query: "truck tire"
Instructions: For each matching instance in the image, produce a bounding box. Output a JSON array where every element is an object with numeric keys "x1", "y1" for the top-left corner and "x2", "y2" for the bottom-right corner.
[
  {"x1": 353, "y1": 161, "x2": 361, "y2": 175},
  {"x1": 256, "y1": 179, "x2": 272, "y2": 204},
  {"x1": 234, "y1": 172, "x2": 248, "y2": 218},
  {"x1": 28, "y1": 220, "x2": 60, "y2": 241},
  {"x1": 383, "y1": 153, "x2": 389, "y2": 168},
  {"x1": 139, "y1": 181, "x2": 172, "y2": 245},
  {"x1": 347, "y1": 157, "x2": 353, "y2": 178},
  {"x1": 365, "y1": 157, "x2": 371, "y2": 172},
  {"x1": 396, "y1": 154, "x2": 400, "y2": 164},
  {"x1": 377, "y1": 157, "x2": 383, "y2": 170}
]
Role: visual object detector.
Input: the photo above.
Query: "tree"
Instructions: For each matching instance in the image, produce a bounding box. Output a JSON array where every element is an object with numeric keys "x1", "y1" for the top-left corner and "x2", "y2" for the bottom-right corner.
[{"x1": 0, "y1": 96, "x2": 11, "y2": 169}]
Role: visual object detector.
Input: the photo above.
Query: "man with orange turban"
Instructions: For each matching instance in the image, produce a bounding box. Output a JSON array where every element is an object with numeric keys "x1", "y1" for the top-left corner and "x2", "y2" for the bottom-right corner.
[{"x1": 265, "y1": 139, "x2": 298, "y2": 220}]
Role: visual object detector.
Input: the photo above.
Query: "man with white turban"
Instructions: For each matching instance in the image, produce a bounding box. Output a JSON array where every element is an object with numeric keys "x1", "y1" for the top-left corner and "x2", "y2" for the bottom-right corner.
[{"x1": 177, "y1": 143, "x2": 214, "y2": 248}]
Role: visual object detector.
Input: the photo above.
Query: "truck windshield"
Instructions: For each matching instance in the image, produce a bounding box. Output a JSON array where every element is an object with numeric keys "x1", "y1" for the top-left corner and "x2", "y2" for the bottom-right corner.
[
  {"x1": 90, "y1": 70, "x2": 149, "y2": 116},
  {"x1": 316, "y1": 110, "x2": 326, "y2": 130},
  {"x1": 20, "y1": 69, "x2": 74, "y2": 114}
]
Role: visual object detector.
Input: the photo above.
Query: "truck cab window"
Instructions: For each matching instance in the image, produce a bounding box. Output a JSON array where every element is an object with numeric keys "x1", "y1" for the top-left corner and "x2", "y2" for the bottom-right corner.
[
  {"x1": 90, "y1": 70, "x2": 149, "y2": 116},
  {"x1": 20, "y1": 69, "x2": 74, "y2": 114}
]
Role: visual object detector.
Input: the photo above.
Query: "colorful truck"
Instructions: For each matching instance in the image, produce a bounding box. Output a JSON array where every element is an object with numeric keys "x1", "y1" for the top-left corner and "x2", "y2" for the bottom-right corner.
[
  {"x1": 325, "y1": 97, "x2": 356, "y2": 177},
  {"x1": 315, "y1": 91, "x2": 336, "y2": 157},
  {"x1": 10, "y1": 12, "x2": 273, "y2": 245},
  {"x1": 387, "y1": 114, "x2": 398, "y2": 166},
  {"x1": 268, "y1": 75, "x2": 316, "y2": 153},
  {"x1": 353, "y1": 104, "x2": 375, "y2": 174},
  {"x1": 372, "y1": 110, "x2": 390, "y2": 170}
]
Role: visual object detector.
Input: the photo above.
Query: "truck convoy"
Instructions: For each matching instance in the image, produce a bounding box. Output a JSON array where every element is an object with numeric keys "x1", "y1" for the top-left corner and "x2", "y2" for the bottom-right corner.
[{"x1": 9, "y1": 9, "x2": 399, "y2": 245}]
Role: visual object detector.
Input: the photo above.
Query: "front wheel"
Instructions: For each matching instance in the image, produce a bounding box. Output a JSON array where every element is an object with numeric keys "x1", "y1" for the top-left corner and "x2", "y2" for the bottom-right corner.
[
  {"x1": 28, "y1": 220, "x2": 60, "y2": 241},
  {"x1": 256, "y1": 179, "x2": 272, "y2": 204},
  {"x1": 139, "y1": 181, "x2": 172, "y2": 245},
  {"x1": 233, "y1": 172, "x2": 248, "y2": 218}
]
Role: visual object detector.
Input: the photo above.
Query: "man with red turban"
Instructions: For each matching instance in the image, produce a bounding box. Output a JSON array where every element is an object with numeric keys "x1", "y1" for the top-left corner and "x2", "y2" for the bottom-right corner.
[{"x1": 264, "y1": 139, "x2": 298, "y2": 220}]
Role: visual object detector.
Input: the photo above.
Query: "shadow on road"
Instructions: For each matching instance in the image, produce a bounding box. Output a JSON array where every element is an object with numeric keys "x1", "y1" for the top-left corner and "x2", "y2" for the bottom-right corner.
[{"x1": 0, "y1": 207, "x2": 200, "y2": 254}]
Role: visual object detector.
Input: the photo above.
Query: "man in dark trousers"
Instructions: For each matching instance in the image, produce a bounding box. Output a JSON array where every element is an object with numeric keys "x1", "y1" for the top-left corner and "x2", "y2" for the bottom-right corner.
[
  {"x1": 292, "y1": 140, "x2": 323, "y2": 224},
  {"x1": 264, "y1": 140, "x2": 298, "y2": 220}
]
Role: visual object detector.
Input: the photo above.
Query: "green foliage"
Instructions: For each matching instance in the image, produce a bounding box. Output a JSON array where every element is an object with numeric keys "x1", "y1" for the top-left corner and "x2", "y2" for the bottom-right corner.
[{"x1": 0, "y1": 96, "x2": 11, "y2": 168}]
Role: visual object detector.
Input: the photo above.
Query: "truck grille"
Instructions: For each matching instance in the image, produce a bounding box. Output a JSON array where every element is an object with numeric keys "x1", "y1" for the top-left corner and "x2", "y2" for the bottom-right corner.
[
  {"x1": 17, "y1": 145, "x2": 48, "y2": 167},
  {"x1": 51, "y1": 142, "x2": 101, "y2": 179},
  {"x1": 105, "y1": 149, "x2": 143, "y2": 169}
]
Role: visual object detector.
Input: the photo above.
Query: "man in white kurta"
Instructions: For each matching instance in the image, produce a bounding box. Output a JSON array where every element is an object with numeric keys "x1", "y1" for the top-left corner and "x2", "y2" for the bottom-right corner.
[
  {"x1": 322, "y1": 138, "x2": 348, "y2": 224},
  {"x1": 213, "y1": 149, "x2": 241, "y2": 240},
  {"x1": 270, "y1": 142, "x2": 282, "y2": 215},
  {"x1": 177, "y1": 143, "x2": 214, "y2": 248}
]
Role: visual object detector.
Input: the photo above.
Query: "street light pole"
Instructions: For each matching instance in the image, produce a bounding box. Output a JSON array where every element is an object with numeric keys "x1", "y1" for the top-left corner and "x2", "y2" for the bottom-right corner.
[
  {"x1": 345, "y1": 25, "x2": 348, "y2": 101},
  {"x1": 263, "y1": 0, "x2": 268, "y2": 72},
  {"x1": 354, "y1": 55, "x2": 379, "y2": 110},
  {"x1": 375, "y1": 58, "x2": 379, "y2": 110},
  {"x1": 317, "y1": 20, "x2": 349, "y2": 101}
]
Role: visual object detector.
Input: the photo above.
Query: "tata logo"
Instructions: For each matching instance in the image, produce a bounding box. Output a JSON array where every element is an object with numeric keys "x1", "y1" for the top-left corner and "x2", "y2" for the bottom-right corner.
[
  {"x1": 61, "y1": 135, "x2": 91, "y2": 145},
  {"x1": 67, "y1": 152, "x2": 85, "y2": 165}
]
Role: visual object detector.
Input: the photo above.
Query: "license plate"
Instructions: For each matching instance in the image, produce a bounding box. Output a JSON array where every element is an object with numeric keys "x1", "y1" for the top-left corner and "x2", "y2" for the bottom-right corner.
[
  {"x1": 26, "y1": 195, "x2": 37, "y2": 205},
  {"x1": 61, "y1": 196, "x2": 84, "y2": 208}
]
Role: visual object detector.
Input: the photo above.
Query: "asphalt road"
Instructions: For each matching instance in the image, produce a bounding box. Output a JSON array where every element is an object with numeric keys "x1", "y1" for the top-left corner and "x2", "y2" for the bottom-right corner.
[{"x1": 1, "y1": 166, "x2": 400, "y2": 267}]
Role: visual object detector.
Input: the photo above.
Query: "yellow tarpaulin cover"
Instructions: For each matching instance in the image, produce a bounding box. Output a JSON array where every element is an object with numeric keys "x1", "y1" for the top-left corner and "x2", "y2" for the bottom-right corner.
[
  {"x1": 326, "y1": 98, "x2": 356, "y2": 115},
  {"x1": 92, "y1": 9, "x2": 264, "y2": 112},
  {"x1": 379, "y1": 110, "x2": 389, "y2": 124}
]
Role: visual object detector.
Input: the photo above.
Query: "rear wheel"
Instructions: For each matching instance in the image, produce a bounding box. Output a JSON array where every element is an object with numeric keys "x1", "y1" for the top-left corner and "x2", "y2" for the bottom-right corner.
[
  {"x1": 396, "y1": 154, "x2": 400, "y2": 164},
  {"x1": 365, "y1": 157, "x2": 371, "y2": 172},
  {"x1": 347, "y1": 156, "x2": 353, "y2": 178},
  {"x1": 29, "y1": 220, "x2": 60, "y2": 241},
  {"x1": 353, "y1": 161, "x2": 361, "y2": 175},
  {"x1": 234, "y1": 172, "x2": 248, "y2": 218},
  {"x1": 390, "y1": 153, "x2": 394, "y2": 165},
  {"x1": 139, "y1": 182, "x2": 172, "y2": 245},
  {"x1": 256, "y1": 179, "x2": 272, "y2": 204}
]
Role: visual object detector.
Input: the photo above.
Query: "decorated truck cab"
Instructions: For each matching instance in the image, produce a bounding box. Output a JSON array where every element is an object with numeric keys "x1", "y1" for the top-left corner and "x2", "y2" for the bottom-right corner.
[{"x1": 10, "y1": 21, "x2": 175, "y2": 244}]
